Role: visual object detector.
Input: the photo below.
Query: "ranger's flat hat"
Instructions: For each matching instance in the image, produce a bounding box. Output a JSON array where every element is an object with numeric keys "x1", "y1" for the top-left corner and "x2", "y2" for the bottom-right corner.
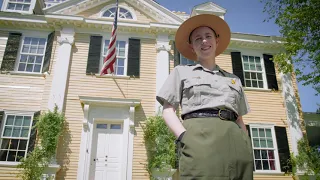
[{"x1": 175, "y1": 14, "x2": 231, "y2": 61}]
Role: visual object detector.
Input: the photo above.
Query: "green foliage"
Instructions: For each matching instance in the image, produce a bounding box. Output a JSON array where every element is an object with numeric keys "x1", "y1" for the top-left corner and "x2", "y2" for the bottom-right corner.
[
  {"x1": 17, "y1": 106, "x2": 65, "y2": 180},
  {"x1": 261, "y1": 0, "x2": 320, "y2": 95},
  {"x1": 290, "y1": 135, "x2": 320, "y2": 179},
  {"x1": 142, "y1": 114, "x2": 176, "y2": 175}
]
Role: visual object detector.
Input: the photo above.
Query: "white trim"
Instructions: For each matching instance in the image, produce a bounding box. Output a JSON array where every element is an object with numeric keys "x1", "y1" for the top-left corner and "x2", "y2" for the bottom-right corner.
[
  {"x1": 44, "y1": 14, "x2": 84, "y2": 21},
  {"x1": 0, "y1": 16, "x2": 47, "y2": 23},
  {"x1": 248, "y1": 124, "x2": 282, "y2": 173},
  {"x1": 77, "y1": 96, "x2": 140, "y2": 180},
  {"x1": 99, "y1": 4, "x2": 137, "y2": 21}
]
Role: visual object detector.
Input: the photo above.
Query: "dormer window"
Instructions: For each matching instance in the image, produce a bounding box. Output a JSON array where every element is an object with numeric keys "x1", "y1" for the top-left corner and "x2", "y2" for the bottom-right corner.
[
  {"x1": 101, "y1": 6, "x2": 134, "y2": 20},
  {"x1": 2, "y1": 0, "x2": 32, "y2": 13}
]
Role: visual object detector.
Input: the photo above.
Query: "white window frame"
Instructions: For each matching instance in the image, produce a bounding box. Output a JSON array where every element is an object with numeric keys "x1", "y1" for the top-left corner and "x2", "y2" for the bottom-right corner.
[
  {"x1": 180, "y1": 55, "x2": 197, "y2": 66},
  {"x1": 0, "y1": 111, "x2": 34, "y2": 165},
  {"x1": 249, "y1": 124, "x2": 281, "y2": 173},
  {"x1": 1, "y1": 0, "x2": 36, "y2": 14},
  {"x1": 100, "y1": 35, "x2": 129, "y2": 77},
  {"x1": 99, "y1": 4, "x2": 137, "y2": 21},
  {"x1": 240, "y1": 50, "x2": 268, "y2": 90},
  {"x1": 14, "y1": 32, "x2": 49, "y2": 74}
]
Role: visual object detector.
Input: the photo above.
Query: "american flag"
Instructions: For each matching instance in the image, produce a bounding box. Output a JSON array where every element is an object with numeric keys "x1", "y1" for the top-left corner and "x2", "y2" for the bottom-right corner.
[{"x1": 100, "y1": 0, "x2": 119, "y2": 75}]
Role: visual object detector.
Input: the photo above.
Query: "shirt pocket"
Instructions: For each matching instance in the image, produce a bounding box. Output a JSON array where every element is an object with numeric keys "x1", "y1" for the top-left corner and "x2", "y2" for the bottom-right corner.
[
  {"x1": 226, "y1": 82, "x2": 242, "y2": 106},
  {"x1": 183, "y1": 78, "x2": 213, "y2": 106}
]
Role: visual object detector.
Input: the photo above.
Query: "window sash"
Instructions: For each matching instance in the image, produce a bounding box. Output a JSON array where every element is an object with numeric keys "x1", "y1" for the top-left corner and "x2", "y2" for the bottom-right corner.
[
  {"x1": 6, "y1": 0, "x2": 31, "y2": 11},
  {"x1": 241, "y1": 55, "x2": 266, "y2": 89},
  {"x1": 16, "y1": 37, "x2": 47, "y2": 73},
  {"x1": 0, "y1": 114, "x2": 33, "y2": 162},
  {"x1": 102, "y1": 40, "x2": 127, "y2": 76}
]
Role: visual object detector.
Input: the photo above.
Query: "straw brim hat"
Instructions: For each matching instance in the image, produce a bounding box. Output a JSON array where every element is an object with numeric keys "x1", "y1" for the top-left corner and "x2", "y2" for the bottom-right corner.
[{"x1": 175, "y1": 14, "x2": 231, "y2": 61}]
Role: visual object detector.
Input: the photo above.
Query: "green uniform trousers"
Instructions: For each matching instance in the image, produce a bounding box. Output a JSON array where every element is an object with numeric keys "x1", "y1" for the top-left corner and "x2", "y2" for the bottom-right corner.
[{"x1": 178, "y1": 117, "x2": 254, "y2": 180}]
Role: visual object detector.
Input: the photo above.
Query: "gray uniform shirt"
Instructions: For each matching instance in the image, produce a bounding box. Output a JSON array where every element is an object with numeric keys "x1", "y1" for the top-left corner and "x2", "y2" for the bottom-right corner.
[{"x1": 156, "y1": 64, "x2": 250, "y2": 117}]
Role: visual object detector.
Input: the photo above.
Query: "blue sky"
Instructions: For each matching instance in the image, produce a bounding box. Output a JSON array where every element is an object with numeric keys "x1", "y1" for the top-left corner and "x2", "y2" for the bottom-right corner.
[{"x1": 157, "y1": 0, "x2": 320, "y2": 112}]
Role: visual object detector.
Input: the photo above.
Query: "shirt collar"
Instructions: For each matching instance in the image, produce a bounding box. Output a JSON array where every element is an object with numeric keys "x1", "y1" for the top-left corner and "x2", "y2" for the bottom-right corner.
[{"x1": 192, "y1": 64, "x2": 226, "y2": 76}]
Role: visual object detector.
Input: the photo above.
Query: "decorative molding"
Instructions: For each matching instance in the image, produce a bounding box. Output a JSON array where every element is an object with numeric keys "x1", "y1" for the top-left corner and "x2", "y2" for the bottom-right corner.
[
  {"x1": 156, "y1": 44, "x2": 171, "y2": 52},
  {"x1": 79, "y1": 96, "x2": 141, "y2": 107},
  {"x1": 83, "y1": 104, "x2": 89, "y2": 129}
]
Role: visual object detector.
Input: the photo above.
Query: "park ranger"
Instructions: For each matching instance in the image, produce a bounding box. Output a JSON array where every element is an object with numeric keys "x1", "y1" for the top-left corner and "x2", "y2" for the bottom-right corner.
[{"x1": 156, "y1": 14, "x2": 254, "y2": 180}]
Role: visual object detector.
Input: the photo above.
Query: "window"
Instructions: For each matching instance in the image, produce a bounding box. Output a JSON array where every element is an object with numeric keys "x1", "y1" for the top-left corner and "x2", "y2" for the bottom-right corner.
[
  {"x1": 242, "y1": 55, "x2": 265, "y2": 88},
  {"x1": 102, "y1": 40, "x2": 127, "y2": 76},
  {"x1": 180, "y1": 55, "x2": 197, "y2": 65},
  {"x1": 17, "y1": 37, "x2": 47, "y2": 73},
  {"x1": 5, "y1": 0, "x2": 31, "y2": 12},
  {"x1": 250, "y1": 126, "x2": 279, "y2": 171},
  {"x1": 102, "y1": 7, "x2": 133, "y2": 19},
  {"x1": 0, "y1": 114, "x2": 33, "y2": 162}
]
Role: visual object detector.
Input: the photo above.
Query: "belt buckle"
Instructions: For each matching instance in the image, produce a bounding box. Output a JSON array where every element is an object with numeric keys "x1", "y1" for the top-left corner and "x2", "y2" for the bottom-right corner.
[{"x1": 218, "y1": 109, "x2": 227, "y2": 120}]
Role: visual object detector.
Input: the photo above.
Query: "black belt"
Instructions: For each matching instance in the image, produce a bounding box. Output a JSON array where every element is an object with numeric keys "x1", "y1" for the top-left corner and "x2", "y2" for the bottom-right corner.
[{"x1": 182, "y1": 109, "x2": 238, "y2": 121}]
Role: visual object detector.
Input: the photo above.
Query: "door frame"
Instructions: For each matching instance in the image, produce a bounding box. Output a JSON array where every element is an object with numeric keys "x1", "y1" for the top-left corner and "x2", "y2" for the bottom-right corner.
[{"x1": 77, "y1": 96, "x2": 141, "y2": 180}]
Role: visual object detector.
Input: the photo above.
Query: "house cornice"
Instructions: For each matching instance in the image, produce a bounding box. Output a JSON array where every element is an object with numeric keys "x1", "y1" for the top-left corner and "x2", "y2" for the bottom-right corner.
[{"x1": 79, "y1": 96, "x2": 141, "y2": 107}]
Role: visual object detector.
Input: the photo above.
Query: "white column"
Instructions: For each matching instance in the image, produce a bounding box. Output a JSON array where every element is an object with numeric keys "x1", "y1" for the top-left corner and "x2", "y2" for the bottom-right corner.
[
  {"x1": 281, "y1": 73, "x2": 303, "y2": 155},
  {"x1": 155, "y1": 35, "x2": 171, "y2": 114},
  {"x1": 47, "y1": 28, "x2": 75, "y2": 112}
]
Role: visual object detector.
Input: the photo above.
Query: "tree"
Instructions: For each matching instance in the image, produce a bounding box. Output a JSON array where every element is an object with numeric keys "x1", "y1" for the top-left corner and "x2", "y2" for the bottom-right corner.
[{"x1": 261, "y1": 0, "x2": 320, "y2": 95}]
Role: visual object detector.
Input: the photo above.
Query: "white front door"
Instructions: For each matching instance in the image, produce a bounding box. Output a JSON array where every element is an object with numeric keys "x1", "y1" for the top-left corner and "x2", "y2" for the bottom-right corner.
[{"x1": 90, "y1": 123, "x2": 123, "y2": 180}]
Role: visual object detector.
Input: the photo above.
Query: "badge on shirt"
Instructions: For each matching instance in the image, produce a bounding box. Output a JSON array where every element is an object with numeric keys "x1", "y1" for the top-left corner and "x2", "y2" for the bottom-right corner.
[{"x1": 231, "y1": 79, "x2": 236, "y2": 84}]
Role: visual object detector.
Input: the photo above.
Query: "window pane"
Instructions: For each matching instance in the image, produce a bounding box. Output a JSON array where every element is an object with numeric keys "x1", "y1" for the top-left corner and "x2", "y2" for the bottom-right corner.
[
  {"x1": 243, "y1": 56, "x2": 248, "y2": 62},
  {"x1": 30, "y1": 46, "x2": 37, "y2": 53},
  {"x1": 263, "y1": 160, "x2": 270, "y2": 170},
  {"x1": 37, "y1": 46, "x2": 44, "y2": 54},
  {"x1": 7, "y1": 151, "x2": 16, "y2": 161},
  {"x1": 8, "y1": 3, "x2": 15, "y2": 10},
  {"x1": 269, "y1": 160, "x2": 275, "y2": 170},
  {"x1": 257, "y1": 73, "x2": 263, "y2": 80},
  {"x1": 23, "y1": 116, "x2": 31, "y2": 126},
  {"x1": 116, "y1": 67, "x2": 124, "y2": 75},
  {"x1": 96, "y1": 124, "x2": 107, "y2": 129},
  {"x1": 268, "y1": 150, "x2": 275, "y2": 159},
  {"x1": 254, "y1": 150, "x2": 261, "y2": 159},
  {"x1": 253, "y1": 138, "x2": 260, "y2": 148},
  {"x1": 22, "y1": 45, "x2": 30, "y2": 53},
  {"x1": 26, "y1": 64, "x2": 33, "y2": 72},
  {"x1": 36, "y1": 56, "x2": 43, "y2": 63},
  {"x1": 21, "y1": 127, "x2": 29, "y2": 137},
  {"x1": 18, "y1": 63, "x2": 26, "y2": 71},
  {"x1": 243, "y1": 63, "x2": 249, "y2": 70},
  {"x1": 110, "y1": 124, "x2": 121, "y2": 129},
  {"x1": 6, "y1": 116, "x2": 15, "y2": 125},
  {"x1": 252, "y1": 81, "x2": 258, "y2": 88},
  {"x1": 117, "y1": 58, "x2": 124, "y2": 66},
  {"x1": 267, "y1": 139, "x2": 273, "y2": 148},
  {"x1": 14, "y1": 116, "x2": 23, "y2": 126},
  {"x1": 12, "y1": 127, "x2": 21, "y2": 137},
  {"x1": 4, "y1": 127, "x2": 13, "y2": 137},
  {"x1": 256, "y1": 64, "x2": 262, "y2": 71},
  {"x1": 260, "y1": 139, "x2": 267, "y2": 148},
  {"x1": 28, "y1": 55, "x2": 35, "y2": 63},
  {"x1": 251, "y1": 73, "x2": 257, "y2": 80},
  {"x1": 31, "y1": 38, "x2": 38, "y2": 45},
  {"x1": 261, "y1": 150, "x2": 268, "y2": 159},
  {"x1": 245, "y1": 72, "x2": 250, "y2": 79},
  {"x1": 24, "y1": 37, "x2": 31, "y2": 44},
  {"x1": 259, "y1": 128, "x2": 265, "y2": 137},
  {"x1": 39, "y1": 38, "x2": 46, "y2": 45},
  {"x1": 266, "y1": 129, "x2": 272, "y2": 137},
  {"x1": 249, "y1": 56, "x2": 254, "y2": 63},
  {"x1": 245, "y1": 80, "x2": 251, "y2": 87},
  {"x1": 34, "y1": 65, "x2": 41, "y2": 73},
  {"x1": 9, "y1": 140, "x2": 18, "y2": 150},
  {"x1": 255, "y1": 56, "x2": 261, "y2": 63},
  {"x1": 20, "y1": 55, "x2": 28, "y2": 62},
  {"x1": 258, "y1": 81, "x2": 264, "y2": 88},
  {"x1": 250, "y1": 64, "x2": 256, "y2": 71},
  {"x1": 255, "y1": 160, "x2": 262, "y2": 170},
  {"x1": 23, "y1": 4, "x2": 30, "y2": 11},
  {"x1": 19, "y1": 140, "x2": 27, "y2": 150},
  {"x1": 0, "y1": 150, "x2": 8, "y2": 161},
  {"x1": 16, "y1": 151, "x2": 25, "y2": 161},
  {"x1": 1, "y1": 139, "x2": 10, "y2": 149},
  {"x1": 252, "y1": 128, "x2": 258, "y2": 137}
]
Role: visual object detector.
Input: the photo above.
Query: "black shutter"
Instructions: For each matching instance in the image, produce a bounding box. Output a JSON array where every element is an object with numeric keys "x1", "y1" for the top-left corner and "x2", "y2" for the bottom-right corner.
[
  {"x1": 173, "y1": 41, "x2": 180, "y2": 67},
  {"x1": 42, "y1": 32, "x2": 55, "y2": 73},
  {"x1": 0, "y1": 33, "x2": 22, "y2": 71},
  {"x1": 275, "y1": 126, "x2": 292, "y2": 173},
  {"x1": 0, "y1": 111, "x2": 4, "y2": 129},
  {"x1": 127, "y1": 38, "x2": 140, "y2": 77},
  {"x1": 231, "y1": 52, "x2": 245, "y2": 86},
  {"x1": 263, "y1": 54, "x2": 279, "y2": 90},
  {"x1": 28, "y1": 111, "x2": 40, "y2": 153},
  {"x1": 246, "y1": 125, "x2": 251, "y2": 138},
  {"x1": 86, "y1": 36, "x2": 102, "y2": 75}
]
